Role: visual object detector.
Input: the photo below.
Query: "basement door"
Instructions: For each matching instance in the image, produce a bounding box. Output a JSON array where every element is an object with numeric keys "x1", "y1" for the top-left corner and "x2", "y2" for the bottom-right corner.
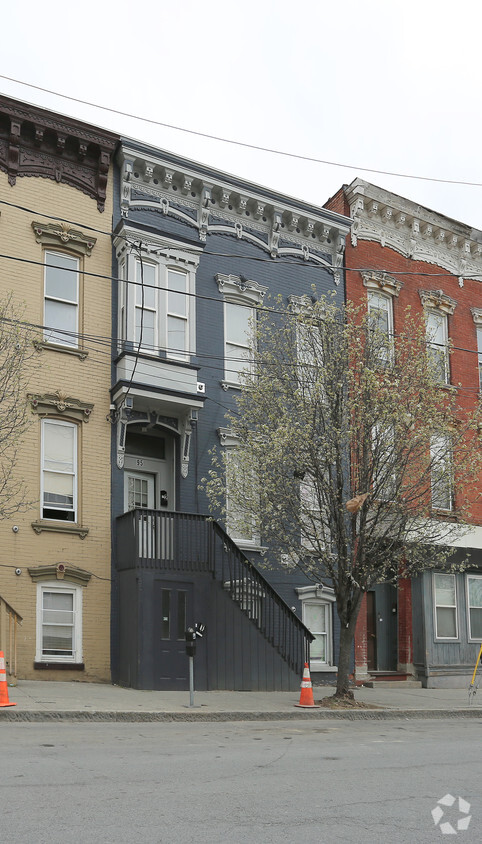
[{"x1": 153, "y1": 580, "x2": 194, "y2": 690}]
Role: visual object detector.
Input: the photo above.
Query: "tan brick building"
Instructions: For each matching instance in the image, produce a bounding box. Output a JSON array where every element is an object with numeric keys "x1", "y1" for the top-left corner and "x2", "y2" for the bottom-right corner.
[{"x1": 0, "y1": 95, "x2": 117, "y2": 682}]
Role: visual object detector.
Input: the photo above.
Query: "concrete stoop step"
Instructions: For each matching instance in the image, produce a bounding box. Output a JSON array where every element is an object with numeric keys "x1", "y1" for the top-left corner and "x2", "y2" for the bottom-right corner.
[{"x1": 364, "y1": 672, "x2": 422, "y2": 689}]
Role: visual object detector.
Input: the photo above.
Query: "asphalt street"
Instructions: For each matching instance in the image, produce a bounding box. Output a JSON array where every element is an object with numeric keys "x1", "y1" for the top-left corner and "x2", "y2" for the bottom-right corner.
[{"x1": 1, "y1": 718, "x2": 481, "y2": 843}]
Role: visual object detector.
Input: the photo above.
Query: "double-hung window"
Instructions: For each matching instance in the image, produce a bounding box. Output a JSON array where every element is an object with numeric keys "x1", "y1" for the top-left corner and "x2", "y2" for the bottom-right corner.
[
  {"x1": 41, "y1": 419, "x2": 77, "y2": 522},
  {"x1": 467, "y1": 575, "x2": 482, "y2": 640},
  {"x1": 433, "y1": 573, "x2": 458, "y2": 639},
  {"x1": 224, "y1": 302, "x2": 253, "y2": 385},
  {"x1": 372, "y1": 424, "x2": 396, "y2": 500},
  {"x1": 44, "y1": 251, "x2": 79, "y2": 347},
  {"x1": 430, "y1": 434, "x2": 453, "y2": 511},
  {"x1": 367, "y1": 290, "x2": 393, "y2": 365},
  {"x1": 216, "y1": 273, "x2": 267, "y2": 389},
  {"x1": 426, "y1": 309, "x2": 449, "y2": 383},
  {"x1": 296, "y1": 584, "x2": 336, "y2": 670},
  {"x1": 135, "y1": 260, "x2": 157, "y2": 351},
  {"x1": 36, "y1": 583, "x2": 82, "y2": 663},
  {"x1": 167, "y1": 269, "x2": 189, "y2": 360},
  {"x1": 477, "y1": 325, "x2": 482, "y2": 391}
]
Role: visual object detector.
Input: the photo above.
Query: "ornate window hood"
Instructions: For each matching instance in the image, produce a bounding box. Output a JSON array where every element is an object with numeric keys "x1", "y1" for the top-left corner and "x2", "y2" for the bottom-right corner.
[
  {"x1": 0, "y1": 94, "x2": 117, "y2": 211},
  {"x1": 345, "y1": 178, "x2": 482, "y2": 280},
  {"x1": 117, "y1": 143, "x2": 351, "y2": 283}
]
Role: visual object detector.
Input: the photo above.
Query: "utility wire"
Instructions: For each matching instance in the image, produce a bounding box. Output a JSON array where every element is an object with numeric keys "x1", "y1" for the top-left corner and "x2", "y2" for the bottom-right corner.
[
  {"x1": 1, "y1": 74, "x2": 482, "y2": 188},
  {"x1": 3, "y1": 195, "x2": 482, "y2": 281}
]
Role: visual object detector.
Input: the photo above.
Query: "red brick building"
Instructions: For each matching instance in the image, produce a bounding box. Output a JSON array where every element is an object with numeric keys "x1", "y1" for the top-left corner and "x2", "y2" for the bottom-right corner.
[{"x1": 326, "y1": 179, "x2": 482, "y2": 688}]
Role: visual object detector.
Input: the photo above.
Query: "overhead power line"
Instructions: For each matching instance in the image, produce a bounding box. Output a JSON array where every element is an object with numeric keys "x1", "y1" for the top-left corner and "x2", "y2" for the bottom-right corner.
[{"x1": 1, "y1": 74, "x2": 482, "y2": 188}]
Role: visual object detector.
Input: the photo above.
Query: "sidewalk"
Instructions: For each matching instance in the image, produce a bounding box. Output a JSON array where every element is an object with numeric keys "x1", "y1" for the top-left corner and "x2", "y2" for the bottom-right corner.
[{"x1": 2, "y1": 680, "x2": 482, "y2": 721}]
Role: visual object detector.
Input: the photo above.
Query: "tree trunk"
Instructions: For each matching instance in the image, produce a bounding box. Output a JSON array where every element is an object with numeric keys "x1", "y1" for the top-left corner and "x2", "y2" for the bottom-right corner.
[{"x1": 335, "y1": 621, "x2": 356, "y2": 699}]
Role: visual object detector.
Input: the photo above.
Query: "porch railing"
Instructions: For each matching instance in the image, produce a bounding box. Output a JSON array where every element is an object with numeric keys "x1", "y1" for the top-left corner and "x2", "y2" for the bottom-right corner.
[
  {"x1": 0, "y1": 596, "x2": 22, "y2": 683},
  {"x1": 116, "y1": 509, "x2": 313, "y2": 675}
]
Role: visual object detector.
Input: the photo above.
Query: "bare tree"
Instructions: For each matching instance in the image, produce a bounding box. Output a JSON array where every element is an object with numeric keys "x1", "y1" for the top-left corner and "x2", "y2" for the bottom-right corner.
[
  {"x1": 203, "y1": 294, "x2": 482, "y2": 698},
  {"x1": 0, "y1": 295, "x2": 36, "y2": 519}
]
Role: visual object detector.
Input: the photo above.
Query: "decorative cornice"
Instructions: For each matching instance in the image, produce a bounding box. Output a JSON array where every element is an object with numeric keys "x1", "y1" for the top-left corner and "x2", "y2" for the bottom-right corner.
[
  {"x1": 471, "y1": 307, "x2": 482, "y2": 325},
  {"x1": 0, "y1": 94, "x2": 117, "y2": 212},
  {"x1": 217, "y1": 427, "x2": 239, "y2": 448},
  {"x1": 288, "y1": 294, "x2": 315, "y2": 313},
  {"x1": 28, "y1": 391, "x2": 93, "y2": 422},
  {"x1": 216, "y1": 273, "x2": 267, "y2": 306},
  {"x1": 419, "y1": 289, "x2": 457, "y2": 315},
  {"x1": 117, "y1": 144, "x2": 351, "y2": 281},
  {"x1": 361, "y1": 270, "x2": 403, "y2": 297},
  {"x1": 32, "y1": 221, "x2": 96, "y2": 256},
  {"x1": 28, "y1": 563, "x2": 92, "y2": 585},
  {"x1": 345, "y1": 179, "x2": 482, "y2": 280}
]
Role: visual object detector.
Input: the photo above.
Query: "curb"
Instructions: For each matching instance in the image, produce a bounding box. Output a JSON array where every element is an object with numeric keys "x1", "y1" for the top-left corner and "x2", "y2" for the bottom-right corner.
[{"x1": 1, "y1": 708, "x2": 482, "y2": 722}]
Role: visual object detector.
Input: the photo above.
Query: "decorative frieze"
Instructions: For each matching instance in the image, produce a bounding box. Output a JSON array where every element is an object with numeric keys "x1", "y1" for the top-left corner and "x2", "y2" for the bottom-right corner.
[
  {"x1": 117, "y1": 145, "x2": 351, "y2": 281},
  {"x1": 346, "y1": 178, "x2": 482, "y2": 280},
  {"x1": 0, "y1": 94, "x2": 116, "y2": 211}
]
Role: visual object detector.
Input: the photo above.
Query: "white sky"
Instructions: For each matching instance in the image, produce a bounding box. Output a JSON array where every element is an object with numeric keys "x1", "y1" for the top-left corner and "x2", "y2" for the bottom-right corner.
[{"x1": 2, "y1": 0, "x2": 482, "y2": 229}]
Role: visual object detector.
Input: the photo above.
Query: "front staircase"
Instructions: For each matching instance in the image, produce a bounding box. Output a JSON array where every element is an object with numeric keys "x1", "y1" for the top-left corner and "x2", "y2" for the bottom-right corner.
[{"x1": 116, "y1": 509, "x2": 314, "y2": 689}]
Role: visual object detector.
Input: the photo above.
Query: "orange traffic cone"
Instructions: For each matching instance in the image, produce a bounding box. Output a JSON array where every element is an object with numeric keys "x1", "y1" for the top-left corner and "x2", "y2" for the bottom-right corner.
[
  {"x1": 294, "y1": 662, "x2": 320, "y2": 708},
  {"x1": 0, "y1": 651, "x2": 16, "y2": 707}
]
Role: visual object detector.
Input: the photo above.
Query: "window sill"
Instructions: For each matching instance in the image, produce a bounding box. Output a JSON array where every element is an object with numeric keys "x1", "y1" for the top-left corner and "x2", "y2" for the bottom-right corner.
[
  {"x1": 31, "y1": 521, "x2": 89, "y2": 539},
  {"x1": 34, "y1": 662, "x2": 84, "y2": 671},
  {"x1": 33, "y1": 340, "x2": 88, "y2": 361}
]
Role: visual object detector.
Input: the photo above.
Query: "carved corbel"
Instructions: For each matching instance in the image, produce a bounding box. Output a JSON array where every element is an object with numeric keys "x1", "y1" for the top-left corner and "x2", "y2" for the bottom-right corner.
[
  {"x1": 163, "y1": 169, "x2": 174, "y2": 188},
  {"x1": 288, "y1": 214, "x2": 300, "y2": 232},
  {"x1": 121, "y1": 160, "x2": 133, "y2": 218},
  {"x1": 219, "y1": 189, "x2": 230, "y2": 209},
  {"x1": 143, "y1": 162, "x2": 154, "y2": 183},
  {"x1": 199, "y1": 186, "x2": 212, "y2": 241},
  {"x1": 7, "y1": 120, "x2": 21, "y2": 185},
  {"x1": 253, "y1": 202, "x2": 265, "y2": 220},
  {"x1": 181, "y1": 176, "x2": 193, "y2": 195},
  {"x1": 180, "y1": 417, "x2": 193, "y2": 478}
]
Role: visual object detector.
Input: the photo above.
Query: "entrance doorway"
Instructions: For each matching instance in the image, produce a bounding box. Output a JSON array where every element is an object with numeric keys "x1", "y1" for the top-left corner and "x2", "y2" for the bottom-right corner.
[
  {"x1": 367, "y1": 585, "x2": 398, "y2": 671},
  {"x1": 154, "y1": 580, "x2": 194, "y2": 690}
]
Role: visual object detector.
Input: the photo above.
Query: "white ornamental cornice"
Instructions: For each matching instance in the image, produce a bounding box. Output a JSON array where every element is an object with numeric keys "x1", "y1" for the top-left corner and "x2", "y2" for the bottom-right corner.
[
  {"x1": 117, "y1": 144, "x2": 351, "y2": 279},
  {"x1": 471, "y1": 307, "x2": 482, "y2": 325},
  {"x1": 345, "y1": 179, "x2": 482, "y2": 281}
]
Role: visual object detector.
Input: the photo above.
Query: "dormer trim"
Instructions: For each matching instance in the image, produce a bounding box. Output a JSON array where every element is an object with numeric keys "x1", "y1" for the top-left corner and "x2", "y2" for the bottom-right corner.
[
  {"x1": 216, "y1": 273, "x2": 267, "y2": 307},
  {"x1": 32, "y1": 221, "x2": 97, "y2": 257},
  {"x1": 362, "y1": 271, "x2": 403, "y2": 298},
  {"x1": 419, "y1": 289, "x2": 457, "y2": 315}
]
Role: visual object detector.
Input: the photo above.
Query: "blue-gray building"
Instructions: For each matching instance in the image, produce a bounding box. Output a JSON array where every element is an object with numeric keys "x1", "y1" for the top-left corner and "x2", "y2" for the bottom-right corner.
[{"x1": 111, "y1": 139, "x2": 351, "y2": 690}]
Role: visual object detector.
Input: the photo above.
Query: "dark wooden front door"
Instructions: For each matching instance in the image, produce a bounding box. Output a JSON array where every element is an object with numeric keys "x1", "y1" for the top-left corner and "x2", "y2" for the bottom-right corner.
[
  {"x1": 367, "y1": 591, "x2": 377, "y2": 671},
  {"x1": 154, "y1": 580, "x2": 193, "y2": 690}
]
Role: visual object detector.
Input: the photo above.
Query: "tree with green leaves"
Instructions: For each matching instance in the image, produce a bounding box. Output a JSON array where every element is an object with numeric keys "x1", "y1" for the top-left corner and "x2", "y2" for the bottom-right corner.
[
  {"x1": 0, "y1": 295, "x2": 36, "y2": 520},
  {"x1": 203, "y1": 293, "x2": 482, "y2": 699}
]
